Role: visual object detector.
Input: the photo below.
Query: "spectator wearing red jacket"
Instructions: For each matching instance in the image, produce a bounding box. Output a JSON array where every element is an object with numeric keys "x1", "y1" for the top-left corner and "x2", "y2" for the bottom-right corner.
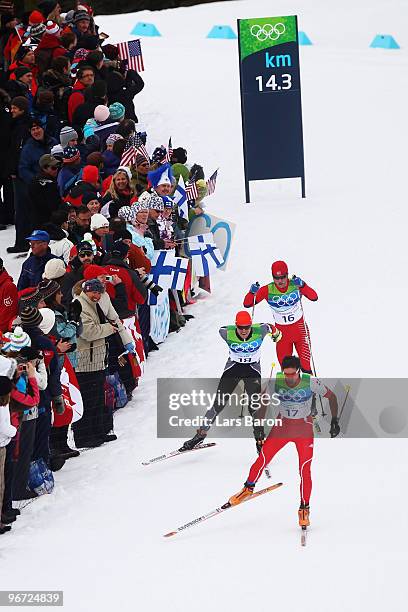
[
  {"x1": 34, "y1": 21, "x2": 67, "y2": 76},
  {"x1": 0, "y1": 259, "x2": 18, "y2": 332},
  {"x1": 67, "y1": 64, "x2": 94, "y2": 123}
]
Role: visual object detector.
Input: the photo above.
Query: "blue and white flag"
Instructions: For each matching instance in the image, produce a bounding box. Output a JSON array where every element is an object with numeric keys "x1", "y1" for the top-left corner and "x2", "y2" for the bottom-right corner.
[
  {"x1": 187, "y1": 235, "x2": 224, "y2": 276},
  {"x1": 173, "y1": 175, "x2": 189, "y2": 220},
  {"x1": 148, "y1": 250, "x2": 189, "y2": 304}
]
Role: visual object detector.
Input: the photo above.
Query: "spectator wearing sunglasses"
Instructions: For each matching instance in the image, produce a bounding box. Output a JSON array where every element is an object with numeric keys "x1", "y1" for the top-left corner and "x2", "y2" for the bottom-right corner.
[
  {"x1": 243, "y1": 260, "x2": 318, "y2": 373},
  {"x1": 179, "y1": 310, "x2": 281, "y2": 453},
  {"x1": 132, "y1": 153, "x2": 151, "y2": 196},
  {"x1": 60, "y1": 241, "x2": 95, "y2": 307}
]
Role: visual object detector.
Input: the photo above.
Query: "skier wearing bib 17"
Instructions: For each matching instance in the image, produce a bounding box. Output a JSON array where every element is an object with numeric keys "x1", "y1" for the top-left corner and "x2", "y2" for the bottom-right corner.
[
  {"x1": 179, "y1": 311, "x2": 282, "y2": 453},
  {"x1": 243, "y1": 260, "x2": 318, "y2": 373},
  {"x1": 227, "y1": 355, "x2": 340, "y2": 527}
]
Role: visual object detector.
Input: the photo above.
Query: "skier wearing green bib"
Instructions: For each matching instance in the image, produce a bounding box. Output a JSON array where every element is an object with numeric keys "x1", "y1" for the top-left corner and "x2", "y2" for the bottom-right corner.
[{"x1": 179, "y1": 311, "x2": 281, "y2": 452}]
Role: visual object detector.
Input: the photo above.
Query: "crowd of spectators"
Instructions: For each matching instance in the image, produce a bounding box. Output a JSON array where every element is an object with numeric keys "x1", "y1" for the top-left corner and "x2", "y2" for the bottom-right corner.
[{"x1": 0, "y1": 1, "x2": 210, "y2": 535}]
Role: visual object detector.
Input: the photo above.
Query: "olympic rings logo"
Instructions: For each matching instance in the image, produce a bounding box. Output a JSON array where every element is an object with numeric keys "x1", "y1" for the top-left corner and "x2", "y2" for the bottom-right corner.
[
  {"x1": 250, "y1": 23, "x2": 286, "y2": 42},
  {"x1": 230, "y1": 340, "x2": 260, "y2": 353},
  {"x1": 271, "y1": 291, "x2": 299, "y2": 307},
  {"x1": 278, "y1": 388, "x2": 308, "y2": 402}
]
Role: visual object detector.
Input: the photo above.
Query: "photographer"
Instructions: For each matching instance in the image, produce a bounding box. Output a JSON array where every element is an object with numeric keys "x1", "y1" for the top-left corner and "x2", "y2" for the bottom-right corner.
[{"x1": 73, "y1": 278, "x2": 132, "y2": 448}]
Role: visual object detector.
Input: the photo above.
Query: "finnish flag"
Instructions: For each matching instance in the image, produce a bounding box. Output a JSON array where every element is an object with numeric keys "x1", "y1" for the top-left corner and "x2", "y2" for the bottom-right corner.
[
  {"x1": 187, "y1": 235, "x2": 224, "y2": 276},
  {"x1": 148, "y1": 250, "x2": 189, "y2": 304},
  {"x1": 173, "y1": 176, "x2": 189, "y2": 220}
]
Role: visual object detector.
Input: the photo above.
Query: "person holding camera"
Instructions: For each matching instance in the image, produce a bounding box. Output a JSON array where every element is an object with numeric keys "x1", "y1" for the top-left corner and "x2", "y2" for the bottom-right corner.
[{"x1": 73, "y1": 277, "x2": 133, "y2": 448}]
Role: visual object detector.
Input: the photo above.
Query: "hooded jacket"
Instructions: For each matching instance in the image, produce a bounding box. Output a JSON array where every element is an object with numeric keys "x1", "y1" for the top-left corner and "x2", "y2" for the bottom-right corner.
[{"x1": 34, "y1": 33, "x2": 67, "y2": 75}]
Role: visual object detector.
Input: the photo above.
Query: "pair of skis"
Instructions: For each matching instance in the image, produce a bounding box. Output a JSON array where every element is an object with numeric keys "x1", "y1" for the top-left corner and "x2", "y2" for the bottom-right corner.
[{"x1": 142, "y1": 444, "x2": 306, "y2": 545}]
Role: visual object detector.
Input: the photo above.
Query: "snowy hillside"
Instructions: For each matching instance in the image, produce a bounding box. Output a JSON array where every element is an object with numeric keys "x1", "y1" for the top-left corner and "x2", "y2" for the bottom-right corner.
[{"x1": 2, "y1": 0, "x2": 408, "y2": 610}]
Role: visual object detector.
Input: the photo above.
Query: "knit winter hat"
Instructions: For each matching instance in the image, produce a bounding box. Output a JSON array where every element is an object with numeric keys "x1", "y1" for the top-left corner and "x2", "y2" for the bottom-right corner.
[
  {"x1": 110, "y1": 240, "x2": 129, "y2": 259},
  {"x1": 38, "y1": 308, "x2": 56, "y2": 334},
  {"x1": 45, "y1": 20, "x2": 60, "y2": 36},
  {"x1": 50, "y1": 144, "x2": 64, "y2": 159},
  {"x1": 0, "y1": 354, "x2": 17, "y2": 379},
  {"x1": 83, "y1": 279, "x2": 104, "y2": 293},
  {"x1": 18, "y1": 287, "x2": 42, "y2": 309},
  {"x1": 30, "y1": 22, "x2": 46, "y2": 40},
  {"x1": 82, "y1": 165, "x2": 99, "y2": 183},
  {"x1": 109, "y1": 102, "x2": 125, "y2": 121},
  {"x1": 83, "y1": 264, "x2": 107, "y2": 280},
  {"x1": 132, "y1": 191, "x2": 150, "y2": 212},
  {"x1": 94, "y1": 105, "x2": 110, "y2": 123},
  {"x1": 11, "y1": 96, "x2": 29, "y2": 112},
  {"x1": 118, "y1": 206, "x2": 135, "y2": 222},
  {"x1": 63, "y1": 146, "x2": 81, "y2": 165},
  {"x1": 74, "y1": 9, "x2": 91, "y2": 23},
  {"x1": 37, "y1": 279, "x2": 60, "y2": 301},
  {"x1": 60, "y1": 126, "x2": 78, "y2": 148},
  {"x1": 151, "y1": 146, "x2": 167, "y2": 165},
  {"x1": 29, "y1": 10, "x2": 45, "y2": 24},
  {"x1": 2, "y1": 327, "x2": 31, "y2": 352},
  {"x1": 90, "y1": 213, "x2": 109, "y2": 231},
  {"x1": 113, "y1": 229, "x2": 132, "y2": 242},
  {"x1": 73, "y1": 48, "x2": 89, "y2": 63},
  {"x1": 149, "y1": 192, "x2": 165, "y2": 211},
  {"x1": 15, "y1": 66, "x2": 32, "y2": 80},
  {"x1": 116, "y1": 166, "x2": 132, "y2": 182},
  {"x1": 136, "y1": 153, "x2": 149, "y2": 166},
  {"x1": 0, "y1": 376, "x2": 12, "y2": 395},
  {"x1": 162, "y1": 196, "x2": 174, "y2": 209},
  {"x1": 20, "y1": 306, "x2": 43, "y2": 329},
  {"x1": 43, "y1": 258, "x2": 66, "y2": 281},
  {"x1": 106, "y1": 133, "x2": 123, "y2": 147}
]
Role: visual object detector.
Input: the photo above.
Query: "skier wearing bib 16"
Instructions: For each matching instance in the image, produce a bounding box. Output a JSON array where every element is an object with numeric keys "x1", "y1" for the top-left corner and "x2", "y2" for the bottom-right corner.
[
  {"x1": 243, "y1": 260, "x2": 317, "y2": 373},
  {"x1": 227, "y1": 355, "x2": 340, "y2": 527},
  {"x1": 179, "y1": 311, "x2": 282, "y2": 452}
]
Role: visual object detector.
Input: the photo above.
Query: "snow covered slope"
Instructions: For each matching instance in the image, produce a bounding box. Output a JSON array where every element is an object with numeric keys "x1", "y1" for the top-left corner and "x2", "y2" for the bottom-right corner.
[{"x1": 1, "y1": 1, "x2": 407, "y2": 610}]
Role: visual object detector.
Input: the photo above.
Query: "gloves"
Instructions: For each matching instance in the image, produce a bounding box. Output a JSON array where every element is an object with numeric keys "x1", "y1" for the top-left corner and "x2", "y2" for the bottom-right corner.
[
  {"x1": 53, "y1": 395, "x2": 65, "y2": 415},
  {"x1": 249, "y1": 282, "x2": 260, "y2": 295},
  {"x1": 124, "y1": 342, "x2": 136, "y2": 354},
  {"x1": 292, "y1": 275, "x2": 305, "y2": 288},
  {"x1": 330, "y1": 417, "x2": 340, "y2": 438},
  {"x1": 270, "y1": 327, "x2": 282, "y2": 343},
  {"x1": 68, "y1": 300, "x2": 82, "y2": 323},
  {"x1": 150, "y1": 284, "x2": 163, "y2": 297}
]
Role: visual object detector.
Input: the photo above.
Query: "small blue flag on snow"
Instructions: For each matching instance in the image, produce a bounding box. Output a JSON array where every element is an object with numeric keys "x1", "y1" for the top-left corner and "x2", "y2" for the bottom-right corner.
[{"x1": 173, "y1": 175, "x2": 189, "y2": 220}]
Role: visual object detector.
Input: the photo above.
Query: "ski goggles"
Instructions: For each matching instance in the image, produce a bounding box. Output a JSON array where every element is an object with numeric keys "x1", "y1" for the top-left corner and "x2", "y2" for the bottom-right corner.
[
  {"x1": 236, "y1": 324, "x2": 251, "y2": 330},
  {"x1": 273, "y1": 274, "x2": 288, "y2": 280}
]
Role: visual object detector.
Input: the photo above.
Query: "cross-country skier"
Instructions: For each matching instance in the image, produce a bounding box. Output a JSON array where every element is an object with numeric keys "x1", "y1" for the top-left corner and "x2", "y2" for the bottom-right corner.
[
  {"x1": 227, "y1": 355, "x2": 340, "y2": 527},
  {"x1": 179, "y1": 311, "x2": 282, "y2": 452},
  {"x1": 243, "y1": 260, "x2": 317, "y2": 373}
]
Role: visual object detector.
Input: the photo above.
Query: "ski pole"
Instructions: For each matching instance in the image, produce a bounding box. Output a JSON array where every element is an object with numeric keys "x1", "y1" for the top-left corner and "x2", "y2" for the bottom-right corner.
[
  {"x1": 296, "y1": 285, "x2": 326, "y2": 417},
  {"x1": 338, "y1": 385, "x2": 351, "y2": 422}
]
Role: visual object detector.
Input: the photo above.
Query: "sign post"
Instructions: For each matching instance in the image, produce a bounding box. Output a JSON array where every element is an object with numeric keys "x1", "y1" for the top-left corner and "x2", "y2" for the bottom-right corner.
[{"x1": 237, "y1": 15, "x2": 306, "y2": 202}]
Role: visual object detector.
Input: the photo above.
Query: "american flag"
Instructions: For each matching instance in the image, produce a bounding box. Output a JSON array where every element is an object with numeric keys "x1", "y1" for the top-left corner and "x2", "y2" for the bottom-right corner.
[
  {"x1": 136, "y1": 143, "x2": 150, "y2": 163},
  {"x1": 120, "y1": 145, "x2": 136, "y2": 167},
  {"x1": 162, "y1": 137, "x2": 173, "y2": 164},
  {"x1": 117, "y1": 39, "x2": 144, "y2": 72},
  {"x1": 121, "y1": 143, "x2": 150, "y2": 167},
  {"x1": 206, "y1": 169, "x2": 219, "y2": 196},
  {"x1": 186, "y1": 181, "x2": 199, "y2": 200}
]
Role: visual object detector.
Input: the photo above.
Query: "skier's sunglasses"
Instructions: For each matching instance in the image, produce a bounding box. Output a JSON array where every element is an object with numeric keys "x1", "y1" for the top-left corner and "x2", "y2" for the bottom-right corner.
[
  {"x1": 273, "y1": 274, "x2": 288, "y2": 280},
  {"x1": 79, "y1": 251, "x2": 93, "y2": 257},
  {"x1": 236, "y1": 325, "x2": 251, "y2": 330}
]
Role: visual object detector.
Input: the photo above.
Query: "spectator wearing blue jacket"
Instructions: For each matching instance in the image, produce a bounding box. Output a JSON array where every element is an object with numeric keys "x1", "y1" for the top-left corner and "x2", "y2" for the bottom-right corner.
[
  {"x1": 18, "y1": 118, "x2": 57, "y2": 186},
  {"x1": 17, "y1": 230, "x2": 58, "y2": 291}
]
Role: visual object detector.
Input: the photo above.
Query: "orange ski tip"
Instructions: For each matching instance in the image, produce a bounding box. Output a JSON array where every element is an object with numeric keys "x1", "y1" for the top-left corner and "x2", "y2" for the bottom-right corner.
[{"x1": 163, "y1": 531, "x2": 177, "y2": 538}]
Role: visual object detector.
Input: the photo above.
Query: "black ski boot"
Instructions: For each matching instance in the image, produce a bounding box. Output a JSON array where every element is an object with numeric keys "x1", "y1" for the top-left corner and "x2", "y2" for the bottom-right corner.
[{"x1": 179, "y1": 429, "x2": 207, "y2": 452}]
